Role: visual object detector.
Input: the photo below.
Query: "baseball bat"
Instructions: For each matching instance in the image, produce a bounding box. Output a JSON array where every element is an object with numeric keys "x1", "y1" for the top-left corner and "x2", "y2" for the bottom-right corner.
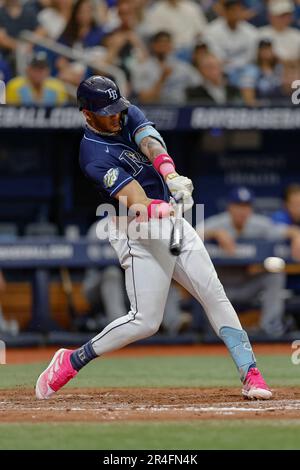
[{"x1": 169, "y1": 198, "x2": 184, "y2": 256}]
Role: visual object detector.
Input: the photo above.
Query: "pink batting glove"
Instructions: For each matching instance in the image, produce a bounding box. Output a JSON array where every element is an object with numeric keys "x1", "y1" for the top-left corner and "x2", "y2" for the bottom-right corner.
[{"x1": 147, "y1": 199, "x2": 174, "y2": 219}]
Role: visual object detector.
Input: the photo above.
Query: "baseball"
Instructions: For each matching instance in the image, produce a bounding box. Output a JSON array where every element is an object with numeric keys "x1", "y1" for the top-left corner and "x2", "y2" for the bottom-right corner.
[{"x1": 263, "y1": 257, "x2": 286, "y2": 273}]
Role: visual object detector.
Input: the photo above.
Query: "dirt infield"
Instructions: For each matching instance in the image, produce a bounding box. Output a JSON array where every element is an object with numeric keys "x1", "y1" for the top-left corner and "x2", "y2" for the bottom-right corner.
[
  {"x1": 2, "y1": 345, "x2": 298, "y2": 424},
  {"x1": 1, "y1": 387, "x2": 300, "y2": 423}
]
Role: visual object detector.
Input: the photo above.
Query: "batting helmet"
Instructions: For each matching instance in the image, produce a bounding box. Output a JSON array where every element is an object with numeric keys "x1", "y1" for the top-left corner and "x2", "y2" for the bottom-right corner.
[{"x1": 77, "y1": 75, "x2": 130, "y2": 116}]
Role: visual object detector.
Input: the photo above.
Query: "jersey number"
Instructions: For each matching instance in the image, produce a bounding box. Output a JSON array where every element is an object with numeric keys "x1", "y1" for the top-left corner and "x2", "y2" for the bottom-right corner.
[{"x1": 119, "y1": 151, "x2": 143, "y2": 177}]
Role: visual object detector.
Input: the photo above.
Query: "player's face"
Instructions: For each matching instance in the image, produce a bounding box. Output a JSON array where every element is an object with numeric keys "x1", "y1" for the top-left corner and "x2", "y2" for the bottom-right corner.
[
  {"x1": 84, "y1": 111, "x2": 122, "y2": 133},
  {"x1": 228, "y1": 203, "x2": 253, "y2": 229},
  {"x1": 286, "y1": 193, "x2": 300, "y2": 223}
]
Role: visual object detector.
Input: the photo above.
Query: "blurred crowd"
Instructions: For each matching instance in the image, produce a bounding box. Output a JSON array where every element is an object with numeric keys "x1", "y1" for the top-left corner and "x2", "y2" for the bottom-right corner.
[{"x1": 1, "y1": 0, "x2": 300, "y2": 106}]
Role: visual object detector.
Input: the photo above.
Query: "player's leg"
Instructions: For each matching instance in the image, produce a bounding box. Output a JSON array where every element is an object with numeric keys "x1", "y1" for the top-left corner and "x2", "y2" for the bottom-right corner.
[
  {"x1": 88, "y1": 232, "x2": 175, "y2": 355},
  {"x1": 172, "y1": 220, "x2": 272, "y2": 399},
  {"x1": 99, "y1": 266, "x2": 127, "y2": 322},
  {"x1": 36, "y1": 219, "x2": 175, "y2": 399},
  {"x1": 162, "y1": 283, "x2": 192, "y2": 334}
]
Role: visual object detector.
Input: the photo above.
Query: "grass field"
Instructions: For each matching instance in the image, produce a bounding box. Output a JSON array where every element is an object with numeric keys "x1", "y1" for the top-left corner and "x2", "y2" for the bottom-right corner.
[
  {"x1": 0, "y1": 351, "x2": 300, "y2": 450},
  {"x1": 1, "y1": 421, "x2": 300, "y2": 450}
]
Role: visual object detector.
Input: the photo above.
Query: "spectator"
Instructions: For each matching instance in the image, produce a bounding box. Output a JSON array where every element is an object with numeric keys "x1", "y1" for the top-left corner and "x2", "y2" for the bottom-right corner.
[
  {"x1": 279, "y1": 59, "x2": 300, "y2": 103},
  {"x1": 132, "y1": 31, "x2": 201, "y2": 104},
  {"x1": 37, "y1": 0, "x2": 73, "y2": 40},
  {"x1": 204, "y1": 0, "x2": 258, "y2": 87},
  {"x1": 56, "y1": 0, "x2": 106, "y2": 87},
  {"x1": 142, "y1": 0, "x2": 207, "y2": 56},
  {"x1": 0, "y1": 0, "x2": 42, "y2": 63},
  {"x1": 240, "y1": 0, "x2": 268, "y2": 26},
  {"x1": 272, "y1": 184, "x2": 300, "y2": 227},
  {"x1": 0, "y1": 54, "x2": 11, "y2": 82},
  {"x1": 196, "y1": 186, "x2": 300, "y2": 337},
  {"x1": 212, "y1": 0, "x2": 268, "y2": 25},
  {"x1": 29, "y1": 1, "x2": 52, "y2": 15},
  {"x1": 59, "y1": 0, "x2": 104, "y2": 49},
  {"x1": 186, "y1": 51, "x2": 242, "y2": 104},
  {"x1": 294, "y1": 0, "x2": 300, "y2": 29},
  {"x1": 105, "y1": 0, "x2": 118, "y2": 6},
  {"x1": 240, "y1": 39, "x2": 283, "y2": 106},
  {"x1": 100, "y1": 0, "x2": 148, "y2": 84},
  {"x1": 272, "y1": 183, "x2": 300, "y2": 305},
  {"x1": 6, "y1": 51, "x2": 68, "y2": 105},
  {"x1": 259, "y1": 0, "x2": 300, "y2": 62},
  {"x1": 190, "y1": 39, "x2": 209, "y2": 63}
]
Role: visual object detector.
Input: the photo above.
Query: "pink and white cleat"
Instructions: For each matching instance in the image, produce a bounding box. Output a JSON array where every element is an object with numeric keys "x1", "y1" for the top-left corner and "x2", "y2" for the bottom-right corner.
[
  {"x1": 35, "y1": 348, "x2": 77, "y2": 400},
  {"x1": 242, "y1": 367, "x2": 272, "y2": 400}
]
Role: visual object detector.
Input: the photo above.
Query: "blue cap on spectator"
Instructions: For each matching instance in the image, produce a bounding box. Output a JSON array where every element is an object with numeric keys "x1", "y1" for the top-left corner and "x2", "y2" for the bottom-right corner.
[
  {"x1": 28, "y1": 51, "x2": 49, "y2": 68},
  {"x1": 228, "y1": 187, "x2": 255, "y2": 204}
]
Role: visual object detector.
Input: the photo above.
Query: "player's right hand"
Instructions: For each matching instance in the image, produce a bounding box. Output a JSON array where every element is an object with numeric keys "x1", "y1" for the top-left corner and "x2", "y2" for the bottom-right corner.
[
  {"x1": 171, "y1": 190, "x2": 194, "y2": 212},
  {"x1": 146, "y1": 199, "x2": 174, "y2": 219}
]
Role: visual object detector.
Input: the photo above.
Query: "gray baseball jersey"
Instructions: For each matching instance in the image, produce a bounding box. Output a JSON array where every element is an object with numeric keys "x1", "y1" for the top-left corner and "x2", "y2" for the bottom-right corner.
[{"x1": 200, "y1": 212, "x2": 287, "y2": 240}]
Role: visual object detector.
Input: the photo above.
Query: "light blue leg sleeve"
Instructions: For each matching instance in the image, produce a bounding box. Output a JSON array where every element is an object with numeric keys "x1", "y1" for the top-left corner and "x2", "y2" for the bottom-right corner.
[{"x1": 219, "y1": 326, "x2": 256, "y2": 381}]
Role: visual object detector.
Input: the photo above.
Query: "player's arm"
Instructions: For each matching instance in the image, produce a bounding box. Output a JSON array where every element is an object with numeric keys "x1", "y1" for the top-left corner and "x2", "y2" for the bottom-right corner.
[
  {"x1": 137, "y1": 134, "x2": 167, "y2": 165},
  {"x1": 115, "y1": 179, "x2": 150, "y2": 208},
  {"x1": 204, "y1": 228, "x2": 236, "y2": 255},
  {"x1": 280, "y1": 225, "x2": 300, "y2": 261},
  {"x1": 115, "y1": 179, "x2": 173, "y2": 220},
  {"x1": 135, "y1": 127, "x2": 194, "y2": 208}
]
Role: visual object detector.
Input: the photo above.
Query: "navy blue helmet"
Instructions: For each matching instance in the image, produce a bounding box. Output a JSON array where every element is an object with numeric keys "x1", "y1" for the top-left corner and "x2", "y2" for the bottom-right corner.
[{"x1": 77, "y1": 76, "x2": 130, "y2": 116}]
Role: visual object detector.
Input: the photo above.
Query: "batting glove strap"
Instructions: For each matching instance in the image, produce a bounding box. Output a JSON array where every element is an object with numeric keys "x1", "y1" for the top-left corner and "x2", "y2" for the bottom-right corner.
[
  {"x1": 153, "y1": 154, "x2": 175, "y2": 177},
  {"x1": 147, "y1": 199, "x2": 173, "y2": 219}
]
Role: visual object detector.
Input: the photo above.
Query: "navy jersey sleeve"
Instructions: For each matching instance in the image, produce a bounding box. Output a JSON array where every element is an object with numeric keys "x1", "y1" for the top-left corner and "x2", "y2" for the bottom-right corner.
[
  {"x1": 127, "y1": 105, "x2": 154, "y2": 140},
  {"x1": 84, "y1": 160, "x2": 134, "y2": 197},
  {"x1": 80, "y1": 139, "x2": 133, "y2": 197}
]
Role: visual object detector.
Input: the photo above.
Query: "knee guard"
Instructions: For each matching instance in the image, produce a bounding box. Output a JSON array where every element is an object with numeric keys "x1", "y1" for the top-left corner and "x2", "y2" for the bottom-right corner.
[{"x1": 219, "y1": 326, "x2": 256, "y2": 381}]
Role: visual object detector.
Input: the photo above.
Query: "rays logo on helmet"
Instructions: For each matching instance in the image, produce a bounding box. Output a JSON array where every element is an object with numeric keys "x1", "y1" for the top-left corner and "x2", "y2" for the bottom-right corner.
[
  {"x1": 105, "y1": 88, "x2": 118, "y2": 100},
  {"x1": 103, "y1": 168, "x2": 119, "y2": 188}
]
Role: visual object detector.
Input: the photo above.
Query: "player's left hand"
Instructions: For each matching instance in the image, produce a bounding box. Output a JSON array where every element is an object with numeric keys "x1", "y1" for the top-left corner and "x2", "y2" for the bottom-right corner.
[
  {"x1": 166, "y1": 173, "x2": 194, "y2": 212},
  {"x1": 165, "y1": 173, "x2": 194, "y2": 198}
]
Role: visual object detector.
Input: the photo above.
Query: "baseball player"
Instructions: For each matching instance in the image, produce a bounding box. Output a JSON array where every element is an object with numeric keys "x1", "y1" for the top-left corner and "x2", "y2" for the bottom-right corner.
[{"x1": 35, "y1": 76, "x2": 272, "y2": 400}]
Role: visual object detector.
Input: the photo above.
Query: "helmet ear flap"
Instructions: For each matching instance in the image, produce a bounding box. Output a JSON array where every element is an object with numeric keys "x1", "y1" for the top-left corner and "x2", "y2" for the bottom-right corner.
[
  {"x1": 121, "y1": 109, "x2": 128, "y2": 126},
  {"x1": 77, "y1": 95, "x2": 88, "y2": 111}
]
